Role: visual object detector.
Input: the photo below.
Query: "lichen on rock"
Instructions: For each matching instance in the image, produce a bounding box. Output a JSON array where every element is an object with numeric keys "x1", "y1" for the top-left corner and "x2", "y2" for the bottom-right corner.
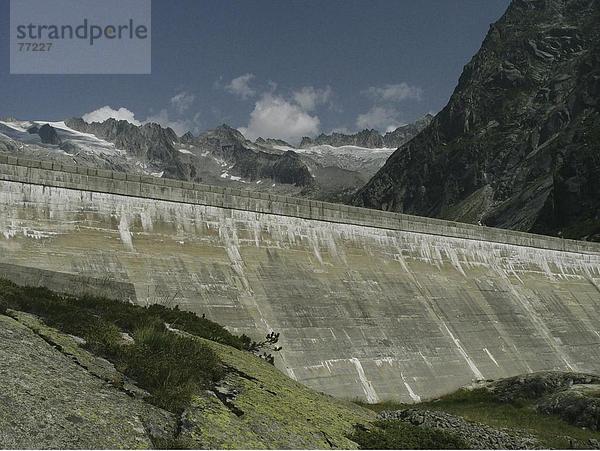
[
  {"x1": 0, "y1": 314, "x2": 175, "y2": 449},
  {"x1": 176, "y1": 338, "x2": 376, "y2": 449}
]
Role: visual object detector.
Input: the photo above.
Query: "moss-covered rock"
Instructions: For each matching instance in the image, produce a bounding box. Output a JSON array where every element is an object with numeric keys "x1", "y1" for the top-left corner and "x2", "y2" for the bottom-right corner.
[
  {"x1": 0, "y1": 281, "x2": 375, "y2": 449},
  {"x1": 0, "y1": 302, "x2": 374, "y2": 449},
  {"x1": 0, "y1": 314, "x2": 175, "y2": 449},
  {"x1": 178, "y1": 338, "x2": 376, "y2": 449}
]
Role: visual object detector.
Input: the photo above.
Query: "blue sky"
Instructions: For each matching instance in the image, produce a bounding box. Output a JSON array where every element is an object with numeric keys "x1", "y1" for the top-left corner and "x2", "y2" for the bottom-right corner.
[{"x1": 0, "y1": 0, "x2": 510, "y2": 142}]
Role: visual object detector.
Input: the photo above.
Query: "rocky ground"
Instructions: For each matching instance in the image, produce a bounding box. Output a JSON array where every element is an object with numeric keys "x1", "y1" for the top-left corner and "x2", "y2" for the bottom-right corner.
[
  {"x1": 378, "y1": 409, "x2": 539, "y2": 449},
  {"x1": 179, "y1": 338, "x2": 373, "y2": 449},
  {"x1": 360, "y1": 371, "x2": 600, "y2": 449},
  {"x1": 479, "y1": 372, "x2": 600, "y2": 433},
  {"x1": 0, "y1": 312, "x2": 175, "y2": 449}
]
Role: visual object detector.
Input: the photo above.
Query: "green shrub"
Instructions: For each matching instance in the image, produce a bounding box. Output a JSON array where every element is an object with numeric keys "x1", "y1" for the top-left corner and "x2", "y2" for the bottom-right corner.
[
  {"x1": 0, "y1": 278, "x2": 235, "y2": 413},
  {"x1": 122, "y1": 324, "x2": 224, "y2": 412},
  {"x1": 0, "y1": 279, "x2": 248, "y2": 348},
  {"x1": 144, "y1": 303, "x2": 247, "y2": 349},
  {"x1": 349, "y1": 420, "x2": 469, "y2": 450}
]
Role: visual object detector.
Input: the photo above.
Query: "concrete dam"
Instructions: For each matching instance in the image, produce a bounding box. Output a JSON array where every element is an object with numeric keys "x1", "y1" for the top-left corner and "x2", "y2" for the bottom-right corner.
[{"x1": 1, "y1": 155, "x2": 600, "y2": 403}]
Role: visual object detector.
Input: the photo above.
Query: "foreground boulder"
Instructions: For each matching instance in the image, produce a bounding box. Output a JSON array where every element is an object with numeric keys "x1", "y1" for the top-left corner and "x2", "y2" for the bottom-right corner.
[
  {"x1": 481, "y1": 371, "x2": 600, "y2": 431},
  {"x1": 0, "y1": 314, "x2": 175, "y2": 449}
]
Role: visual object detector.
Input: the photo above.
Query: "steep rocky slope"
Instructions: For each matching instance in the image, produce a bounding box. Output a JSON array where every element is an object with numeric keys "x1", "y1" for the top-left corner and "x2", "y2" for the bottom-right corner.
[
  {"x1": 353, "y1": 0, "x2": 600, "y2": 241},
  {"x1": 186, "y1": 124, "x2": 315, "y2": 188},
  {"x1": 0, "y1": 281, "x2": 374, "y2": 449},
  {"x1": 65, "y1": 119, "x2": 315, "y2": 189}
]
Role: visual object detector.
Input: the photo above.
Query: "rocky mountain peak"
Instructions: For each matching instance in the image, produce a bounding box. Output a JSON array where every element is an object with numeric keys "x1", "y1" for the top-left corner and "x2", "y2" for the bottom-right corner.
[
  {"x1": 352, "y1": 0, "x2": 600, "y2": 241},
  {"x1": 180, "y1": 131, "x2": 195, "y2": 144},
  {"x1": 65, "y1": 117, "x2": 185, "y2": 178},
  {"x1": 201, "y1": 124, "x2": 247, "y2": 145},
  {"x1": 255, "y1": 137, "x2": 291, "y2": 147}
]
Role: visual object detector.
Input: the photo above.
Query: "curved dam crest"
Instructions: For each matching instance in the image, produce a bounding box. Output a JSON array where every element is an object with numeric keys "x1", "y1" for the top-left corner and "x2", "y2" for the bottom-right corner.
[{"x1": 1, "y1": 156, "x2": 600, "y2": 403}]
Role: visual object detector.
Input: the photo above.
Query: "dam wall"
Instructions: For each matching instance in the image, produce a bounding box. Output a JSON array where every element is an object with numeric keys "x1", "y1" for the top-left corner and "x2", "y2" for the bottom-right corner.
[{"x1": 1, "y1": 155, "x2": 600, "y2": 403}]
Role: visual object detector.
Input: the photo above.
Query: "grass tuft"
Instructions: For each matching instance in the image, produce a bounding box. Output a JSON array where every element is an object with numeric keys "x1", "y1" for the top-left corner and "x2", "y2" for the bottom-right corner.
[{"x1": 122, "y1": 324, "x2": 224, "y2": 412}]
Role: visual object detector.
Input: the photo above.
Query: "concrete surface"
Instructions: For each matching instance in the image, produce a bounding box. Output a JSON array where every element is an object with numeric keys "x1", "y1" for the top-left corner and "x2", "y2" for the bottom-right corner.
[{"x1": 1, "y1": 157, "x2": 600, "y2": 403}]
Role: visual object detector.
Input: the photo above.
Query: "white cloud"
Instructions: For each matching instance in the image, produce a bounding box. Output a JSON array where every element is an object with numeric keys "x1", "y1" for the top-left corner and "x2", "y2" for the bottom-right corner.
[
  {"x1": 292, "y1": 86, "x2": 332, "y2": 111},
  {"x1": 84, "y1": 96, "x2": 202, "y2": 136},
  {"x1": 350, "y1": 82, "x2": 422, "y2": 134},
  {"x1": 356, "y1": 106, "x2": 403, "y2": 132},
  {"x1": 145, "y1": 109, "x2": 201, "y2": 136},
  {"x1": 233, "y1": 79, "x2": 333, "y2": 142},
  {"x1": 365, "y1": 83, "x2": 423, "y2": 102},
  {"x1": 82, "y1": 106, "x2": 141, "y2": 125},
  {"x1": 225, "y1": 73, "x2": 256, "y2": 99},
  {"x1": 170, "y1": 92, "x2": 195, "y2": 114},
  {"x1": 240, "y1": 93, "x2": 320, "y2": 142}
]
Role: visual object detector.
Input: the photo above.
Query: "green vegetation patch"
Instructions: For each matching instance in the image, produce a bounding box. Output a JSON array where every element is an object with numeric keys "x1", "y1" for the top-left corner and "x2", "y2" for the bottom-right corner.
[
  {"x1": 0, "y1": 279, "x2": 375, "y2": 449},
  {"x1": 359, "y1": 388, "x2": 600, "y2": 449},
  {"x1": 192, "y1": 338, "x2": 376, "y2": 449},
  {"x1": 349, "y1": 420, "x2": 468, "y2": 450},
  {"x1": 0, "y1": 278, "x2": 242, "y2": 413},
  {"x1": 122, "y1": 325, "x2": 224, "y2": 412}
]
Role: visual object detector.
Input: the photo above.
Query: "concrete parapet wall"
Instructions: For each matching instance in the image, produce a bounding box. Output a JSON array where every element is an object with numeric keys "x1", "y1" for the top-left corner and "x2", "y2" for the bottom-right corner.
[
  {"x1": 1, "y1": 155, "x2": 598, "y2": 255},
  {"x1": 1, "y1": 156, "x2": 600, "y2": 403}
]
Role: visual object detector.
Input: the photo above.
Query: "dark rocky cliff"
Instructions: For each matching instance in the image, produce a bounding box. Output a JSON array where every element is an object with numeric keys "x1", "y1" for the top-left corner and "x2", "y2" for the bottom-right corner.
[{"x1": 353, "y1": 0, "x2": 600, "y2": 241}]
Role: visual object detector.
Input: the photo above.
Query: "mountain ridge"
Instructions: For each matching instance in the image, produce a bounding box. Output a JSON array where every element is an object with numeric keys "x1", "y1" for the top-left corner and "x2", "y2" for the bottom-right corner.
[
  {"x1": 1, "y1": 113, "x2": 431, "y2": 204},
  {"x1": 298, "y1": 114, "x2": 433, "y2": 149}
]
